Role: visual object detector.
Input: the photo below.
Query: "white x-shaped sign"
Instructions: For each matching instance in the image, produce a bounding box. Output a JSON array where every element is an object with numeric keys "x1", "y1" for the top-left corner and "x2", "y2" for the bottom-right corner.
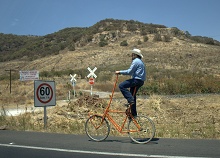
[
  {"x1": 70, "y1": 74, "x2": 77, "y2": 82},
  {"x1": 87, "y1": 67, "x2": 97, "y2": 78}
]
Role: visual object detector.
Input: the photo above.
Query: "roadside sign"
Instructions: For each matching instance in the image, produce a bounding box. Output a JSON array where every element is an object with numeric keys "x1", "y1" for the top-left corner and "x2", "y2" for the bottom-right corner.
[
  {"x1": 89, "y1": 78, "x2": 94, "y2": 85},
  {"x1": 34, "y1": 80, "x2": 56, "y2": 107},
  {"x1": 20, "y1": 70, "x2": 39, "y2": 81},
  {"x1": 87, "y1": 67, "x2": 97, "y2": 96},
  {"x1": 87, "y1": 67, "x2": 97, "y2": 78},
  {"x1": 70, "y1": 74, "x2": 77, "y2": 98},
  {"x1": 70, "y1": 74, "x2": 77, "y2": 82}
]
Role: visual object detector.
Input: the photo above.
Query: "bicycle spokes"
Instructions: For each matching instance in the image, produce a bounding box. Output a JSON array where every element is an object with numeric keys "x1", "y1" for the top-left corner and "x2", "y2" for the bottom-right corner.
[
  {"x1": 128, "y1": 115, "x2": 155, "y2": 144},
  {"x1": 85, "y1": 115, "x2": 110, "y2": 142}
]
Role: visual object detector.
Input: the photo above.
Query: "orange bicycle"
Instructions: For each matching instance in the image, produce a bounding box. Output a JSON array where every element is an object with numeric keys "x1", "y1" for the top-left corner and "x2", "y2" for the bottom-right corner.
[{"x1": 85, "y1": 74, "x2": 155, "y2": 144}]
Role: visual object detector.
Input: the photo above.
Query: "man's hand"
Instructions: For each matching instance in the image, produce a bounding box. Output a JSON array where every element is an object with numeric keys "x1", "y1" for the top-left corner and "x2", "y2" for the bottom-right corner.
[{"x1": 115, "y1": 71, "x2": 120, "y2": 74}]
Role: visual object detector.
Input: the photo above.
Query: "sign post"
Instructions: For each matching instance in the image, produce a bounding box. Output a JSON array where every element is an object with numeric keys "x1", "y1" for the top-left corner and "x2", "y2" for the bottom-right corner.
[
  {"x1": 87, "y1": 67, "x2": 97, "y2": 96},
  {"x1": 89, "y1": 78, "x2": 95, "y2": 95},
  {"x1": 70, "y1": 74, "x2": 77, "y2": 98},
  {"x1": 34, "y1": 80, "x2": 56, "y2": 129}
]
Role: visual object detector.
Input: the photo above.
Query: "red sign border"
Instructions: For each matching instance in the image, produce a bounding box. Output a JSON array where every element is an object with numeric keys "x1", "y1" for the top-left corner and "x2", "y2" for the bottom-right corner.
[{"x1": 36, "y1": 83, "x2": 53, "y2": 104}]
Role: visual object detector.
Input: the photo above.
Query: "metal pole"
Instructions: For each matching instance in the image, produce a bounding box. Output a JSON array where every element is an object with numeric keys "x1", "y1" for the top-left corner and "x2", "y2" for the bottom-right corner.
[
  {"x1": 72, "y1": 81, "x2": 76, "y2": 98},
  {"x1": 44, "y1": 106, "x2": 47, "y2": 129},
  {"x1": 9, "y1": 70, "x2": 12, "y2": 93},
  {"x1": 73, "y1": 86, "x2": 75, "y2": 98},
  {"x1": 91, "y1": 85, "x2": 92, "y2": 95}
]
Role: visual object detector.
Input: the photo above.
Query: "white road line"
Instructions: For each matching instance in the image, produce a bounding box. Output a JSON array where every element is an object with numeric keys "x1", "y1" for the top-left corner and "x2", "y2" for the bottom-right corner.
[{"x1": 0, "y1": 143, "x2": 207, "y2": 158}]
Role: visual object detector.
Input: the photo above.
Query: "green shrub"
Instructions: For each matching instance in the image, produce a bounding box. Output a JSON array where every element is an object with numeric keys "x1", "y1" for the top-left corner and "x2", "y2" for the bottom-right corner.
[
  {"x1": 99, "y1": 40, "x2": 108, "y2": 47},
  {"x1": 140, "y1": 29, "x2": 147, "y2": 36},
  {"x1": 68, "y1": 44, "x2": 75, "y2": 51},
  {"x1": 120, "y1": 40, "x2": 128, "y2": 46},
  {"x1": 163, "y1": 35, "x2": 171, "y2": 42},
  {"x1": 153, "y1": 34, "x2": 162, "y2": 41},
  {"x1": 138, "y1": 67, "x2": 220, "y2": 95},
  {"x1": 137, "y1": 40, "x2": 142, "y2": 45},
  {"x1": 143, "y1": 36, "x2": 149, "y2": 42}
]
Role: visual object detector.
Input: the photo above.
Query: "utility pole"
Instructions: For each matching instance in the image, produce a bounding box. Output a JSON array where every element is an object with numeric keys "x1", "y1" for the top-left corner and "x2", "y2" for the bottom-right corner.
[{"x1": 5, "y1": 69, "x2": 16, "y2": 94}]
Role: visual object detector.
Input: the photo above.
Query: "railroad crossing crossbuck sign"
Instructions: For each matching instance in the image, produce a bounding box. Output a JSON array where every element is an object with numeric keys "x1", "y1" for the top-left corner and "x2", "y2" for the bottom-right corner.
[
  {"x1": 70, "y1": 74, "x2": 77, "y2": 86},
  {"x1": 70, "y1": 74, "x2": 77, "y2": 82},
  {"x1": 87, "y1": 67, "x2": 97, "y2": 78},
  {"x1": 87, "y1": 67, "x2": 97, "y2": 95},
  {"x1": 34, "y1": 80, "x2": 56, "y2": 107}
]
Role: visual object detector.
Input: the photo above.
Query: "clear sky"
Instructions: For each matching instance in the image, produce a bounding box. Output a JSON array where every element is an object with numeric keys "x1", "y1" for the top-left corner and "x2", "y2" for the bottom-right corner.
[{"x1": 1, "y1": 0, "x2": 220, "y2": 41}]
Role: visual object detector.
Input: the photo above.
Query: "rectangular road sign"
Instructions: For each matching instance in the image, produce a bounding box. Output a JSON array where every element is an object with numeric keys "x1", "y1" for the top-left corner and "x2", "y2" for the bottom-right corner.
[
  {"x1": 34, "y1": 80, "x2": 56, "y2": 107},
  {"x1": 20, "y1": 70, "x2": 39, "y2": 81}
]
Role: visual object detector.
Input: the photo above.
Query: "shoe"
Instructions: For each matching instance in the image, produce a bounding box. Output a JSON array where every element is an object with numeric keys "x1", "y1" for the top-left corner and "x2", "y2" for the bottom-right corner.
[{"x1": 124, "y1": 101, "x2": 134, "y2": 107}]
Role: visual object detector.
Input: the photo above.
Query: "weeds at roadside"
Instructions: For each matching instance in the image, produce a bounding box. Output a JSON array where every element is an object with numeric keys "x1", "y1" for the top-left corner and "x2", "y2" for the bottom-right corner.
[{"x1": 0, "y1": 95, "x2": 219, "y2": 139}]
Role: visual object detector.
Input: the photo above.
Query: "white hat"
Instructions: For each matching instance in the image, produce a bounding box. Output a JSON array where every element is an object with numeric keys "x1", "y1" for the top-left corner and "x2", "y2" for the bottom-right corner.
[{"x1": 130, "y1": 48, "x2": 143, "y2": 58}]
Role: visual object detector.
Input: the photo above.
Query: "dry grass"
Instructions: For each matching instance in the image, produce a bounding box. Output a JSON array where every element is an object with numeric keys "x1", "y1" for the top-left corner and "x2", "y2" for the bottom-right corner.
[
  {"x1": 145, "y1": 95, "x2": 220, "y2": 139},
  {"x1": 0, "y1": 72, "x2": 220, "y2": 139},
  {"x1": 1, "y1": 94, "x2": 219, "y2": 139}
]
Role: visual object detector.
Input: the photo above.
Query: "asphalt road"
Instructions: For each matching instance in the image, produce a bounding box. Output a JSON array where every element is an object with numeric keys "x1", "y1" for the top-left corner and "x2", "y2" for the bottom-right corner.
[{"x1": 0, "y1": 130, "x2": 220, "y2": 158}]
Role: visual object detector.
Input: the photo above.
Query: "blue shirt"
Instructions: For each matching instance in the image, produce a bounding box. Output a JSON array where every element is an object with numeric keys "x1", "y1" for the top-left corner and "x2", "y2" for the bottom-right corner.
[{"x1": 120, "y1": 58, "x2": 146, "y2": 81}]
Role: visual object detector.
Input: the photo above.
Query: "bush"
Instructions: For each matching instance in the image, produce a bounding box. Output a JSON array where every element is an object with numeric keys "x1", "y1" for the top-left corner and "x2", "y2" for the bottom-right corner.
[
  {"x1": 137, "y1": 40, "x2": 142, "y2": 45},
  {"x1": 68, "y1": 44, "x2": 75, "y2": 51},
  {"x1": 163, "y1": 35, "x2": 171, "y2": 42},
  {"x1": 120, "y1": 40, "x2": 128, "y2": 46},
  {"x1": 143, "y1": 36, "x2": 149, "y2": 42},
  {"x1": 140, "y1": 74, "x2": 220, "y2": 95},
  {"x1": 99, "y1": 40, "x2": 108, "y2": 47},
  {"x1": 153, "y1": 34, "x2": 162, "y2": 41},
  {"x1": 140, "y1": 29, "x2": 147, "y2": 36},
  {"x1": 190, "y1": 36, "x2": 215, "y2": 45}
]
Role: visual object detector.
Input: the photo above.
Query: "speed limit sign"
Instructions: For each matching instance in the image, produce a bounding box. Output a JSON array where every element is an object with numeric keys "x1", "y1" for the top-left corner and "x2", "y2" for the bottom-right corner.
[{"x1": 34, "y1": 80, "x2": 56, "y2": 107}]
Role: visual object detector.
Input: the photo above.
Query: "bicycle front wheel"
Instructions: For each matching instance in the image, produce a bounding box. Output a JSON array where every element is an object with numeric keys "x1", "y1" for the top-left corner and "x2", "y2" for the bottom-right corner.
[
  {"x1": 128, "y1": 115, "x2": 155, "y2": 144},
  {"x1": 85, "y1": 115, "x2": 110, "y2": 142}
]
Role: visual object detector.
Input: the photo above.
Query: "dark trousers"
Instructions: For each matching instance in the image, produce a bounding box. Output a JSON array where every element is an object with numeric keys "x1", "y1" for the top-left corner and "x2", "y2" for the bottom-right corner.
[{"x1": 119, "y1": 79, "x2": 144, "y2": 116}]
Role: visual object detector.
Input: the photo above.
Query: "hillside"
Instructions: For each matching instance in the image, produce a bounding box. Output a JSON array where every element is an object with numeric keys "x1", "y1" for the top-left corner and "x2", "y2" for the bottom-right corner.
[
  {"x1": 1, "y1": 36, "x2": 220, "y2": 75},
  {"x1": 0, "y1": 18, "x2": 220, "y2": 95},
  {"x1": 0, "y1": 19, "x2": 220, "y2": 76}
]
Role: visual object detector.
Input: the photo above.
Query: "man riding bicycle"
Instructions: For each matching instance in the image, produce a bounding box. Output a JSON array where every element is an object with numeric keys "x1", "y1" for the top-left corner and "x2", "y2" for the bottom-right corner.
[{"x1": 115, "y1": 48, "x2": 146, "y2": 117}]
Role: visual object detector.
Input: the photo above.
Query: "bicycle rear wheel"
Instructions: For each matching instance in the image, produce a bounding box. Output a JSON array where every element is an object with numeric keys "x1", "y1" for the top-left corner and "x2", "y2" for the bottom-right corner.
[
  {"x1": 85, "y1": 115, "x2": 110, "y2": 142},
  {"x1": 128, "y1": 115, "x2": 155, "y2": 144}
]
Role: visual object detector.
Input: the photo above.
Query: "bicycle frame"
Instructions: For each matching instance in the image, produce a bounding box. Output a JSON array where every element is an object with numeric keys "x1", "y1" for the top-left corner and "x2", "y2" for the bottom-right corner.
[{"x1": 89, "y1": 74, "x2": 142, "y2": 133}]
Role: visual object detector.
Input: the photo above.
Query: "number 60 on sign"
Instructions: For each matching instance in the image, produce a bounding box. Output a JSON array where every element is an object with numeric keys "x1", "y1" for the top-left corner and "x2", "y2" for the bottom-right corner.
[{"x1": 34, "y1": 80, "x2": 56, "y2": 107}]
